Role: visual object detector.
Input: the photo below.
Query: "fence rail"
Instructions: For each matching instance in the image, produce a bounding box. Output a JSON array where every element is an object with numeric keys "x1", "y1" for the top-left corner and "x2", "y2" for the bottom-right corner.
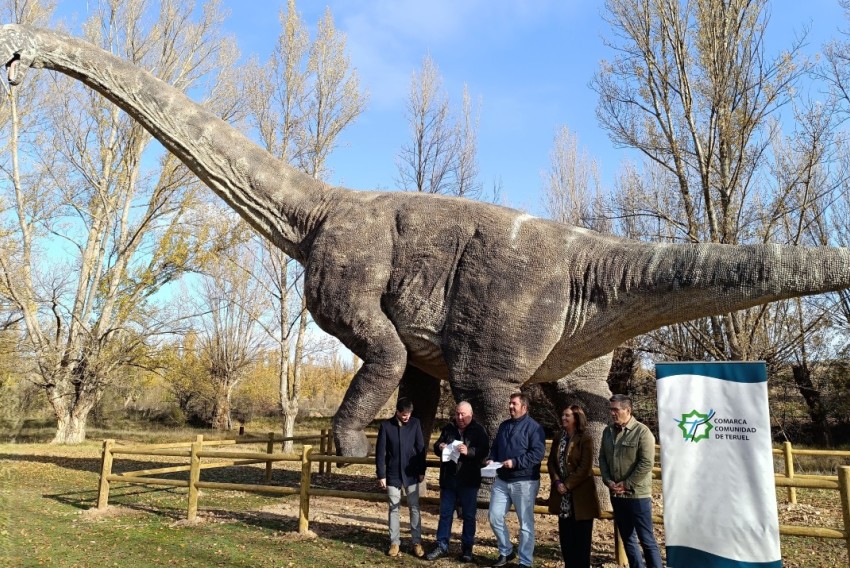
[{"x1": 96, "y1": 432, "x2": 850, "y2": 566}]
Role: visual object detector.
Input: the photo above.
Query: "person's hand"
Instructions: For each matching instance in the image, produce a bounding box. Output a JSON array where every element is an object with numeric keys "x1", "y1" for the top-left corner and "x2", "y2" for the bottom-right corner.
[
  {"x1": 485, "y1": 459, "x2": 493, "y2": 466},
  {"x1": 502, "y1": 458, "x2": 514, "y2": 469},
  {"x1": 439, "y1": 443, "x2": 447, "y2": 450},
  {"x1": 419, "y1": 474, "x2": 425, "y2": 482},
  {"x1": 458, "y1": 443, "x2": 468, "y2": 455},
  {"x1": 378, "y1": 478, "x2": 387, "y2": 490},
  {"x1": 556, "y1": 480, "x2": 567, "y2": 495},
  {"x1": 610, "y1": 481, "x2": 626, "y2": 495}
]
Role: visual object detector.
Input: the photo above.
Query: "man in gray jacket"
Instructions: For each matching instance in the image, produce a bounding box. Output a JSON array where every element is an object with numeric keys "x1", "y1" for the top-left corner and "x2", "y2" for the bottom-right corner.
[{"x1": 599, "y1": 394, "x2": 662, "y2": 568}]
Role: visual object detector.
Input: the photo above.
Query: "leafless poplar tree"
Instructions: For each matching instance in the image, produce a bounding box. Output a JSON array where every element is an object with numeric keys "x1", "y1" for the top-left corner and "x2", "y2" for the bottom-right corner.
[
  {"x1": 195, "y1": 235, "x2": 268, "y2": 431},
  {"x1": 542, "y1": 125, "x2": 606, "y2": 231},
  {"x1": 244, "y1": 0, "x2": 366, "y2": 448},
  {"x1": 0, "y1": 0, "x2": 237, "y2": 443},
  {"x1": 397, "y1": 56, "x2": 481, "y2": 198},
  {"x1": 591, "y1": 0, "x2": 840, "y2": 442}
]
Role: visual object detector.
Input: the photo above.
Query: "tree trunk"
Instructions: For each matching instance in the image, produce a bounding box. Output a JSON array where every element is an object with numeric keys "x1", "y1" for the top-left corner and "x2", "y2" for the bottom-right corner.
[
  {"x1": 47, "y1": 373, "x2": 100, "y2": 444},
  {"x1": 211, "y1": 383, "x2": 233, "y2": 431},
  {"x1": 52, "y1": 409, "x2": 90, "y2": 444},
  {"x1": 607, "y1": 346, "x2": 636, "y2": 395},
  {"x1": 791, "y1": 363, "x2": 832, "y2": 447},
  {"x1": 281, "y1": 399, "x2": 298, "y2": 453}
]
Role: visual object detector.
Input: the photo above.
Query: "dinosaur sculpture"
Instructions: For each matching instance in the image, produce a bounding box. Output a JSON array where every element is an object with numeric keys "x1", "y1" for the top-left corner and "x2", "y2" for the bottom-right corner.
[{"x1": 3, "y1": 25, "x2": 849, "y2": 457}]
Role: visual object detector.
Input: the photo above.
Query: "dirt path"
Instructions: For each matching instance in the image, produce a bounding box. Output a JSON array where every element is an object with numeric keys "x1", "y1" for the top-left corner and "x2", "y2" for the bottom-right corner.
[{"x1": 259, "y1": 472, "x2": 633, "y2": 568}]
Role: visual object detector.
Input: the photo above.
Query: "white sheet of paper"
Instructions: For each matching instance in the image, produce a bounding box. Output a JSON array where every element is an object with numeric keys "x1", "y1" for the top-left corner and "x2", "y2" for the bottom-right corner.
[
  {"x1": 480, "y1": 461, "x2": 502, "y2": 477},
  {"x1": 441, "y1": 440, "x2": 463, "y2": 462}
]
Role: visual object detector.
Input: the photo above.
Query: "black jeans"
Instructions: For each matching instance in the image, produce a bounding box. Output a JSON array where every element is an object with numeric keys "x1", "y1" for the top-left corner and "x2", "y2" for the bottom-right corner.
[{"x1": 557, "y1": 515, "x2": 594, "y2": 568}]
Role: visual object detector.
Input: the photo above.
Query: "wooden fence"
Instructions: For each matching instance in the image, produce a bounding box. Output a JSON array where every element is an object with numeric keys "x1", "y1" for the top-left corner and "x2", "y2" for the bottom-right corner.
[{"x1": 96, "y1": 432, "x2": 850, "y2": 566}]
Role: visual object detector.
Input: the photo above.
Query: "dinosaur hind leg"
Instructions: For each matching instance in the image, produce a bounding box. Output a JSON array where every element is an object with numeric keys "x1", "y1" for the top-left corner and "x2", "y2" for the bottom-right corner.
[
  {"x1": 398, "y1": 365, "x2": 442, "y2": 449},
  {"x1": 540, "y1": 353, "x2": 614, "y2": 511}
]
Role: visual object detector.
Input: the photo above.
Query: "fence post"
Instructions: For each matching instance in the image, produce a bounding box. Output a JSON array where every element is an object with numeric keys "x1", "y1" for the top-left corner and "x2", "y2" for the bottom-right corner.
[
  {"x1": 327, "y1": 429, "x2": 335, "y2": 480},
  {"x1": 614, "y1": 524, "x2": 627, "y2": 566},
  {"x1": 839, "y1": 466, "x2": 850, "y2": 562},
  {"x1": 299, "y1": 444, "x2": 313, "y2": 534},
  {"x1": 96, "y1": 439, "x2": 115, "y2": 510},
  {"x1": 238, "y1": 425, "x2": 244, "y2": 436},
  {"x1": 784, "y1": 441, "x2": 796, "y2": 504},
  {"x1": 265, "y1": 432, "x2": 275, "y2": 482},
  {"x1": 187, "y1": 435, "x2": 203, "y2": 521},
  {"x1": 319, "y1": 429, "x2": 329, "y2": 475}
]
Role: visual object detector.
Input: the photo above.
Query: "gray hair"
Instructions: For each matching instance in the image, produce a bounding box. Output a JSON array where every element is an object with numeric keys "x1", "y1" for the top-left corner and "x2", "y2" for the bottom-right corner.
[{"x1": 609, "y1": 394, "x2": 632, "y2": 410}]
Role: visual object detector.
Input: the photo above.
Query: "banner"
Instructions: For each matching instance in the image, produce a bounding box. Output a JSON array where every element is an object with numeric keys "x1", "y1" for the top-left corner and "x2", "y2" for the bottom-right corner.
[{"x1": 656, "y1": 362, "x2": 781, "y2": 568}]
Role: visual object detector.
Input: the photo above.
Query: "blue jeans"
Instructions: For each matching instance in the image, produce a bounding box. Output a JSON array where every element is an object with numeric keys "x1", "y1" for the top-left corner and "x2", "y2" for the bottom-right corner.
[
  {"x1": 435, "y1": 482, "x2": 479, "y2": 553},
  {"x1": 611, "y1": 497, "x2": 662, "y2": 568},
  {"x1": 488, "y1": 477, "x2": 540, "y2": 567}
]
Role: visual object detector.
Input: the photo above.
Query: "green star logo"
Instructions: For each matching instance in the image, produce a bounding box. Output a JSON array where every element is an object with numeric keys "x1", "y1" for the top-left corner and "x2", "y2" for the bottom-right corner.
[{"x1": 676, "y1": 409, "x2": 715, "y2": 443}]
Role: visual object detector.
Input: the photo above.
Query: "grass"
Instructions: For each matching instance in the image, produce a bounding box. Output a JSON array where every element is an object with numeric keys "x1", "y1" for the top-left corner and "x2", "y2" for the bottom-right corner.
[
  {"x1": 0, "y1": 440, "x2": 424, "y2": 568},
  {"x1": 1, "y1": 425, "x2": 848, "y2": 567}
]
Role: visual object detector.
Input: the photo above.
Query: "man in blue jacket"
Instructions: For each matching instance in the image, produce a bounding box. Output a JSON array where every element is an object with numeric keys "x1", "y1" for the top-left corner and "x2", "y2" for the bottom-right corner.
[
  {"x1": 376, "y1": 397, "x2": 426, "y2": 558},
  {"x1": 486, "y1": 392, "x2": 546, "y2": 568}
]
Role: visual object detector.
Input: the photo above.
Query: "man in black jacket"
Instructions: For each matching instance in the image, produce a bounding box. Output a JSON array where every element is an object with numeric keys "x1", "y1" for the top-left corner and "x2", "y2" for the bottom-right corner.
[
  {"x1": 426, "y1": 401, "x2": 490, "y2": 563},
  {"x1": 376, "y1": 397, "x2": 426, "y2": 558}
]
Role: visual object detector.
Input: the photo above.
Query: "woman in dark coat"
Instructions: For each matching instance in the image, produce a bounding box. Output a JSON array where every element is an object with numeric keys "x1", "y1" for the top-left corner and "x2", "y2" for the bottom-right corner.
[{"x1": 547, "y1": 404, "x2": 601, "y2": 568}]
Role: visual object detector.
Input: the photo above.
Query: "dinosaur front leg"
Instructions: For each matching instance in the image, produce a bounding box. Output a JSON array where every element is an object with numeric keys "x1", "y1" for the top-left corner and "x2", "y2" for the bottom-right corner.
[
  {"x1": 332, "y1": 338, "x2": 407, "y2": 457},
  {"x1": 449, "y1": 373, "x2": 523, "y2": 443},
  {"x1": 333, "y1": 354, "x2": 406, "y2": 457}
]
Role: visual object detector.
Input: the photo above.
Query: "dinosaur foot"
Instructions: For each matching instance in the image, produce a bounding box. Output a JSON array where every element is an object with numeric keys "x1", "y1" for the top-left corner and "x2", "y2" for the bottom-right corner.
[{"x1": 334, "y1": 428, "x2": 370, "y2": 467}]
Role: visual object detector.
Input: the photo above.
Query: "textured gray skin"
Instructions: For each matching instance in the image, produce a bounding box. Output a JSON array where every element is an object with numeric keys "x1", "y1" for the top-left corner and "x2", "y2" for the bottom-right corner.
[{"x1": 4, "y1": 25, "x2": 850, "y2": 456}]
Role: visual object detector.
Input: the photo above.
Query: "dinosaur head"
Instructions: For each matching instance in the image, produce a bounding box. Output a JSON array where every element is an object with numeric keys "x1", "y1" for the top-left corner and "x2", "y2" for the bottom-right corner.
[{"x1": 0, "y1": 24, "x2": 36, "y2": 86}]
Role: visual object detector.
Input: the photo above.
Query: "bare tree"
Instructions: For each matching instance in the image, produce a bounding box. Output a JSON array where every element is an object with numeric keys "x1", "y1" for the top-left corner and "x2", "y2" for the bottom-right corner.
[
  {"x1": 592, "y1": 0, "x2": 840, "y2": 442},
  {"x1": 0, "y1": 0, "x2": 237, "y2": 443},
  {"x1": 397, "y1": 55, "x2": 457, "y2": 195},
  {"x1": 542, "y1": 125, "x2": 606, "y2": 231},
  {"x1": 195, "y1": 235, "x2": 268, "y2": 431},
  {"x1": 453, "y1": 85, "x2": 482, "y2": 199},
  {"x1": 299, "y1": 7, "x2": 367, "y2": 179},
  {"x1": 244, "y1": 0, "x2": 366, "y2": 449},
  {"x1": 397, "y1": 56, "x2": 482, "y2": 199}
]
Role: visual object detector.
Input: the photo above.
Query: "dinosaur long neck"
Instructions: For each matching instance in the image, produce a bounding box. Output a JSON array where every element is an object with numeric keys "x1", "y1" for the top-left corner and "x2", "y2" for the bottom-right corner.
[{"x1": 27, "y1": 27, "x2": 326, "y2": 262}]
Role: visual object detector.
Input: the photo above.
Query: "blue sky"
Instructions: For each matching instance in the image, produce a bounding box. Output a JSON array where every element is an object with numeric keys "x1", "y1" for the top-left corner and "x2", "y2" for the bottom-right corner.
[{"x1": 52, "y1": 1, "x2": 849, "y2": 216}]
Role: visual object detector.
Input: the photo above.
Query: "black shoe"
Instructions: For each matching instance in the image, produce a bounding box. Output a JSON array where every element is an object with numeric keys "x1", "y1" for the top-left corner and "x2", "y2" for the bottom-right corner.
[
  {"x1": 426, "y1": 547, "x2": 447, "y2": 561},
  {"x1": 492, "y1": 551, "x2": 516, "y2": 567},
  {"x1": 459, "y1": 551, "x2": 474, "y2": 563}
]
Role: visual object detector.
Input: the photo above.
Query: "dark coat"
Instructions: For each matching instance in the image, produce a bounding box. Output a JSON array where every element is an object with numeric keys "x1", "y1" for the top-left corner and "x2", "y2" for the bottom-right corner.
[
  {"x1": 375, "y1": 415, "x2": 426, "y2": 488},
  {"x1": 433, "y1": 418, "x2": 490, "y2": 488},
  {"x1": 547, "y1": 429, "x2": 601, "y2": 521}
]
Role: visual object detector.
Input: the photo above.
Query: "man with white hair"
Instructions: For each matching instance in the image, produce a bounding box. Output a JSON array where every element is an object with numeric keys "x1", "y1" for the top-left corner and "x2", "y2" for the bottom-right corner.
[{"x1": 426, "y1": 401, "x2": 490, "y2": 563}]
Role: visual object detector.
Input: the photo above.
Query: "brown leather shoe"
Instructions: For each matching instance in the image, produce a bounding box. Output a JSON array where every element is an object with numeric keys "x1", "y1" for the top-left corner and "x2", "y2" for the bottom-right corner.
[
  {"x1": 412, "y1": 543, "x2": 425, "y2": 558},
  {"x1": 387, "y1": 544, "x2": 400, "y2": 557}
]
